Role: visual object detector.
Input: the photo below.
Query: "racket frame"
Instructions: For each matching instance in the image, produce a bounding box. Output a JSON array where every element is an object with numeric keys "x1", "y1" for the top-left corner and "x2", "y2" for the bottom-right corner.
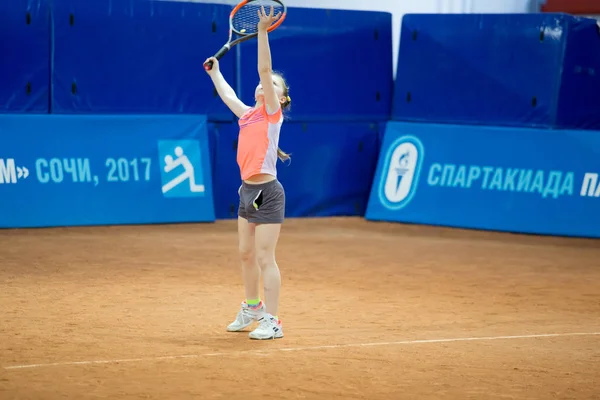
[{"x1": 204, "y1": 0, "x2": 287, "y2": 71}]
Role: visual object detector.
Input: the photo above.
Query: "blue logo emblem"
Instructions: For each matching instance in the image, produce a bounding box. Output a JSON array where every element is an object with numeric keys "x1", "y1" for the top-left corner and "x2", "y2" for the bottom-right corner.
[
  {"x1": 378, "y1": 135, "x2": 424, "y2": 210},
  {"x1": 158, "y1": 140, "x2": 205, "y2": 198}
]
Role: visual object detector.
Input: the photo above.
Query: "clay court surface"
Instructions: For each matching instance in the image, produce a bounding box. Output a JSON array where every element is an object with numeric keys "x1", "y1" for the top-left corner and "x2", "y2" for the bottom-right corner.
[{"x1": 1, "y1": 217, "x2": 599, "y2": 399}]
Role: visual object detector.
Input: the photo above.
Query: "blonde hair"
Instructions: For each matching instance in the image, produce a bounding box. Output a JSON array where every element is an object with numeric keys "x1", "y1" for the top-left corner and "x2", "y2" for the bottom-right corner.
[{"x1": 272, "y1": 71, "x2": 291, "y2": 162}]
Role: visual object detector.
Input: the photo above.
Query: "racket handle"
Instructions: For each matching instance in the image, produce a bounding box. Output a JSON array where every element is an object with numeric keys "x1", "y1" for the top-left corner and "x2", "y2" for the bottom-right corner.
[
  {"x1": 204, "y1": 44, "x2": 231, "y2": 71},
  {"x1": 214, "y1": 44, "x2": 230, "y2": 59}
]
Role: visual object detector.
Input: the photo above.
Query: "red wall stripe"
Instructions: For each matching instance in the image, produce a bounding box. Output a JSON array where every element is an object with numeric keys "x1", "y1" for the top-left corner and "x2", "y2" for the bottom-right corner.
[{"x1": 542, "y1": 0, "x2": 600, "y2": 14}]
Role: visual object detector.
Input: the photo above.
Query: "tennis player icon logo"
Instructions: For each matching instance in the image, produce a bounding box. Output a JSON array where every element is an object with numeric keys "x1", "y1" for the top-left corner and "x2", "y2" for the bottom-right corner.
[{"x1": 158, "y1": 140, "x2": 206, "y2": 198}]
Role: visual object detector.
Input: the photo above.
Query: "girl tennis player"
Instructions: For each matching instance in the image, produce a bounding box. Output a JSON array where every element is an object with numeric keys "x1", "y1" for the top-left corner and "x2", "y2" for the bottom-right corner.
[{"x1": 204, "y1": 6, "x2": 291, "y2": 340}]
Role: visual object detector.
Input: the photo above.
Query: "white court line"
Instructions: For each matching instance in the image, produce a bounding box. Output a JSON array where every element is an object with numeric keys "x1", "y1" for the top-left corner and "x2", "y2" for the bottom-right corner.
[{"x1": 4, "y1": 331, "x2": 600, "y2": 370}]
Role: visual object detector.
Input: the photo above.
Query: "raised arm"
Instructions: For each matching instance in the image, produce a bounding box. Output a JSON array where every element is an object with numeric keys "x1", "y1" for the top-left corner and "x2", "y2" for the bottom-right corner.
[
  {"x1": 257, "y1": 6, "x2": 282, "y2": 114},
  {"x1": 204, "y1": 57, "x2": 250, "y2": 118}
]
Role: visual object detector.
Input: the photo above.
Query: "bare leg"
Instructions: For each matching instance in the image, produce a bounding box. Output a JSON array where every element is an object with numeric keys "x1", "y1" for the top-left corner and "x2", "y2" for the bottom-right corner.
[
  {"x1": 237, "y1": 217, "x2": 260, "y2": 301},
  {"x1": 255, "y1": 223, "x2": 282, "y2": 317}
]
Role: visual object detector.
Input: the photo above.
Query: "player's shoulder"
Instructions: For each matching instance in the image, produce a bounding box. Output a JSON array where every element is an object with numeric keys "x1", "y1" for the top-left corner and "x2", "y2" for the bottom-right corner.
[{"x1": 239, "y1": 106, "x2": 256, "y2": 119}]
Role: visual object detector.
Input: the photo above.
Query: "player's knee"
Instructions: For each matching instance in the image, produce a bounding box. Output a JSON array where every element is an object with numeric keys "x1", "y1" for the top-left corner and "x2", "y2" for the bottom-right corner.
[
  {"x1": 256, "y1": 247, "x2": 275, "y2": 269},
  {"x1": 238, "y1": 245, "x2": 255, "y2": 263}
]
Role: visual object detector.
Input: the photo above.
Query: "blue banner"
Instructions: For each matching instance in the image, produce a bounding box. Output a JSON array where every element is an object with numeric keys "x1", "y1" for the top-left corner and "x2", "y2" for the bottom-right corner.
[
  {"x1": 0, "y1": 115, "x2": 215, "y2": 228},
  {"x1": 366, "y1": 122, "x2": 600, "y2": 238}
]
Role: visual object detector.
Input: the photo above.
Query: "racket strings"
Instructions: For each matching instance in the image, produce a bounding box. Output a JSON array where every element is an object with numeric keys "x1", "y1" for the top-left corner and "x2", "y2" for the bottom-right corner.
[{"x1": 232, "y1": 0, "x2": 284, "y2": 35}]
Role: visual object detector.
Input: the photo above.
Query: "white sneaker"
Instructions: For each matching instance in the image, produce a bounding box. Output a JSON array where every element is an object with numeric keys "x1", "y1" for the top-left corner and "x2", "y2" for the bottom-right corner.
[
  {"x1": 226, "y1": 301, "x2": 266, "y2": 332},
  {"x1": 248, "y1": 314, "x2": 283, "y2": 340}
]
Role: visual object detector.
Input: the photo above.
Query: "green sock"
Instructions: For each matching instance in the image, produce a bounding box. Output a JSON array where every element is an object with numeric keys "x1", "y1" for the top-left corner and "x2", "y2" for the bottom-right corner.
[{"x1": 246, "y1": 298, "x2": 261, "y2": 307}]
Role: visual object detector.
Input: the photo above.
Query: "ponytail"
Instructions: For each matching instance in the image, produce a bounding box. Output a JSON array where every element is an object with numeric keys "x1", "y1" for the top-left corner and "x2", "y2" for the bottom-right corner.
[{"x1": 277, "y1": 147, "x2": 290, "y2": 162}]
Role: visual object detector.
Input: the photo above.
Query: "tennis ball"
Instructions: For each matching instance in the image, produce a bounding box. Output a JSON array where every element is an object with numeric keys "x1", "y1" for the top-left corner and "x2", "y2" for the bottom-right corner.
[{"x1": 241, "y1": 29, "x2": 246, "y2": 33}]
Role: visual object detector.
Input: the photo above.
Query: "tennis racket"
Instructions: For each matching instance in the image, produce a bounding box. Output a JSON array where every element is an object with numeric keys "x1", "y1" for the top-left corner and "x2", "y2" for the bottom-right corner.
[{"x1": 204, "y1": 0, "x2": 287, "y2": 71}]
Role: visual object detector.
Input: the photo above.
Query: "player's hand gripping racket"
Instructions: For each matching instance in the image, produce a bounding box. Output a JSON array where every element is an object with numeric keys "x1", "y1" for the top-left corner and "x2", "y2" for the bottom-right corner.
[{"x1": 204, "y1": 0, "x2": 287, "y2": 71}]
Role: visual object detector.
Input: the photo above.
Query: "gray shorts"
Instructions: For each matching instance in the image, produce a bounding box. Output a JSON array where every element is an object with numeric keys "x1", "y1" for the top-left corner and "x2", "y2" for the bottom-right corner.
[{"x1": 238, "y1": 179, "x2": 286, "y2": 224}]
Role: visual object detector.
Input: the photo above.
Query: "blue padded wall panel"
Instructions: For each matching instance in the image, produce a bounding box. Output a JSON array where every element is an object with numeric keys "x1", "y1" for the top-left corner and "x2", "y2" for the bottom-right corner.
[
  {"x1": 555, "y1": 16, "x2": 600, "y2": 130},
  {"x1": 0, "y1": 0, "x2": 50, "y2": 113},
  {"x1": 52, "y1": 0, "x2": 235, "y2": 121},
  {"x1": 211, "y1": 121, "x2": 380, "y2": 219},
  {"x1": 393, "y1": 13, "x2": 600, "y2": 130},
  {"x1": 207, "y1": 122, "x2": 219, "y2": 194},
  {"x1": 238, "y1": 8, "x2": 393, "y2": 122},
  {"x1": 210, "y1": 122, "x2": 241, "y2": 219},
  {"x1": 278, "y1": 122, "x2": 380, "y2": 217}
]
